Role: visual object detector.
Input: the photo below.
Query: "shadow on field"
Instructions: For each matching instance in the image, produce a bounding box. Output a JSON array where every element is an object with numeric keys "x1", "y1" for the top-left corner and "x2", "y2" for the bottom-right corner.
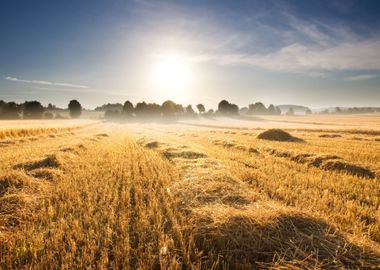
[
  {"x1": 191, "y1": 208, "x2": 380, "y2": 268},
  {"x1": 13, "y1": 155, "x2": 62, "y2": 171}
]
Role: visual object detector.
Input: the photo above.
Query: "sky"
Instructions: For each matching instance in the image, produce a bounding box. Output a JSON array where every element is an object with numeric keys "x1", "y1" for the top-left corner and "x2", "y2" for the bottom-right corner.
[{"x1": 0, "y1": 0, "x2": 380, "y2": 109}]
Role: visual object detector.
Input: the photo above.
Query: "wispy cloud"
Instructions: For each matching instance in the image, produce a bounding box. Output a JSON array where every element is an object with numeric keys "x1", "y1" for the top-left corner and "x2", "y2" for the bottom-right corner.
[
  {"x1": 169, "y1": 7, "x2": 380, "y2": 78},
  {"x1": 5, "y1": 76, "x2": 88, "y2": 89},
  {"x1": 346, "y1": 74, "x2": 378, "y2": 81},
  {"x1": 188, "y1": 39, "x2": 380, "y2": 78}
]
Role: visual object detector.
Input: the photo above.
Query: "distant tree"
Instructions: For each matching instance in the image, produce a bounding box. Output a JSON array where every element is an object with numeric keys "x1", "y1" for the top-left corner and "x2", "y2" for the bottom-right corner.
[
  {"x1": 196, "y1": 104, "x2": 205, "y2": 114},
  {"x1": 267, "y1": 104, "x2": 276, "y2": 115},
  {"x1": 305, "y1": 108, "x2": 312, "y2": 115},
  {"x1": 218, "y1": 100, "x2": 230, "y2": 114},
  {"x1": 217, "y1": 100, "x2": 239, "y2": 115},
  {"x1": 185, "y1": 104, "x2": 196, "y2": 115},
  {"x1": 122, "y1": 100, "x2": 134, "y2": 117},
  {"x1": 161, "y1": 100, "x2": 177, "y2": 118},
  {"x1": 68, "y1": 100, "x2": 82, "y2": 118},
  {"x1": 94, "y1": 103, "x2": 123, "y2": 112},
  {"x1": 175, "y1": 104, "x2": 185, "y2": 117},
  {"x1": 286, "y1": 108, "x2": 295, "y2": 116},
  {"x1": 239, "y1": 107, "x2": 249, "y2": 114},
  {"x1": 0, "y1": 101, "x2": 20, "y2": 119},
  {"x1": 184, "y1": 104, "x2": 197, "y2": 118},
  {"x1": 335, "y1": 107, "x2": 342, "y2": 114},
  {"x1": 135, "y1": 102, "x2": 148, "y2": 118},
  {"x1": 275, "y1": 106, "x2": 282, "y2": 115},
  {"x1": 229, "y1": 103, "x2": 239, "y2": 115},
  {"x1": 146, "y1": 103, "x2": 161, "y2": 118},
  {"x1": 248, "y1": 102, "x2": 267, "y2": 115},
  {"x1": 23, "y1": 101, "x2": 44, "y2": 119},
  {"x1": 206, "y1": 109, "x2": 214, "y2": 116}
]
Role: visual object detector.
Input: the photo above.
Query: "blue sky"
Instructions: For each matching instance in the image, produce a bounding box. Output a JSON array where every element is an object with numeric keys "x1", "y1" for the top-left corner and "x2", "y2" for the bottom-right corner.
[{"x1": 1, "y1": 0, "x2": 380, "y2": 109}]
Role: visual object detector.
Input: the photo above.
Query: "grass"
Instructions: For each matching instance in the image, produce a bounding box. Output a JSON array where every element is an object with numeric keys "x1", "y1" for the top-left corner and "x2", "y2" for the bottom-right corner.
[{"x1": 1, "y1": 115, "x2": 380, "y2": 268}]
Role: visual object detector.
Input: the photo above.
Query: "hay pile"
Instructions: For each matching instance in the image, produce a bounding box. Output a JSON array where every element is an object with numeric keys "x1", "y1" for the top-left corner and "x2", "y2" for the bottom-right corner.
[
  {"x1": 145, "y1": 141, "x2": 159, "y2": 149},
  {"x1": 322, "y1": 160, "x2": 376, "y2": 179},
  {"x1": 171, "y1": 175, "x2": 258, "y2": 209},
  {"x1": 95, "y1": 133, "x2": 109, "y2": 137},
  {"x1": 163, "y1": 149, "x2": 207, "y2": 160},
  {"x1": 28, "y1": 168, "x2": 63, "y2": 182},
  {"x1": 267, "y1": 148, "x2": 376, "y2": 178},
  {"x1": 319, "y1": 134, "x2": 342, "y2": 138},
  {"x1": 258, "y1": 129, "x2": 304, "y2": 142},
  {"x1": 13, "y1": 155, "x2": 62, "y2": 171}
]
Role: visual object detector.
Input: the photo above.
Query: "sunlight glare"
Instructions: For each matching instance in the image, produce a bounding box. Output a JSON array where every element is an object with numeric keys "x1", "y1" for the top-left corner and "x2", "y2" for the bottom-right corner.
[{"x1": 152, "y1": 53, "x2": 192, "y2": 99}]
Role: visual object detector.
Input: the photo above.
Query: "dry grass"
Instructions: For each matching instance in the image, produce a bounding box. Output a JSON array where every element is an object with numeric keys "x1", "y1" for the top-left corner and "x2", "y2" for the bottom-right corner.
[
  {"x1": 1, "y1": 117, "x2": 380, "y2": 268},
  {"x1": 0, "y1": 124, "x2": 93, "y2": 141}
]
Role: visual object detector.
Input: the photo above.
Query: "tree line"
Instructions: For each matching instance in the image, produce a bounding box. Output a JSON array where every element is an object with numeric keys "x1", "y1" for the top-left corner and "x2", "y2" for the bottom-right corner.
[
  {"x1": 0, "y1": 100, "x2": 82, "y2": 119},
  {"x1": 318, "y1": 107, "x2": 380, "y2": 115},
  {"x1": 103, "y1": 100, "x2": 283, "y2": 120},
  {"x1": 2, "y1": 98, "x2": 378, "y2": 120}
]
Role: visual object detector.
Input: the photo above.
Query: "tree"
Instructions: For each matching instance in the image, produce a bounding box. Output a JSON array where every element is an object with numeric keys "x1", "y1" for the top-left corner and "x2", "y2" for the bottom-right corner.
[
  {"x1": 135, "y1": 102, "x2": 148, "y2": 118},
  {"x1": 217, "y1": 100, "x2": 239, "y2": 115},
  {"x1": 239, "y1": 107, "x2": 249, "y2": 114},
  {"x1": 68, "y1": 100, "x2": 82, "y2": 118},
  {"x1": 145, "y1": 103, "x2": 161, "y2": 118},
  {"x1": 305, "y1": 108, "x2": 312, "y2": 115},
  {"x1": 229, "y1": 103, "x2": 239, "y2": 115},
  {"x1": 0, "y1": 101, "x2": 20, "y2": 119},
  {"x1": 175, "y1": 104, "x2": 185, "y2": 117},
  {"x1": 23, "y1": 101, "x2": 44, "y2": 119},
  {"x1": 286, "y1": 108, "x2": 295, "y2": 116},
  {"x1": 267, "y1": 104, "x2": 276, "y2": 115},
  {"x1": 122, "y1": 100, "x2": 134, "y2": 117},
  {"x1": 161, "y1": 100, "x2": 176, "y2": 118},
  {"x1": 94, "y1": 103, "x2": 123, "y2": 112},
  {"x1": 248, "y1": 102, "x2": 267, "y2": 115},
  {"x1": 206, "y1": 109, "x2": 214, "y2": 116},
  {"x1": 196, "y1": 104, "x2": 205, "y2": 114},
  {"x1": 185, "y1": 104, "x2": 197, "y2": 118},
  {"x1": 218, "y1": 100, "x2": 230, "y2": 114}
]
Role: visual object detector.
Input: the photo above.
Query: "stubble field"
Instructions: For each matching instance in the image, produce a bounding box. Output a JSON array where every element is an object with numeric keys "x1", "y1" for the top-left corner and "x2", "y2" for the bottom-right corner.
[{"x1": 1, "y1": 114, "x2": 380, "y2": 269}]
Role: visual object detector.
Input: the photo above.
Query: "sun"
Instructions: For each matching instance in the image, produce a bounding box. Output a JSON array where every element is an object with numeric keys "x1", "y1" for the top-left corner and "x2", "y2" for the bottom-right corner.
[{"x1": 151, "y1": 53, "x2": 192, "y2": 98}]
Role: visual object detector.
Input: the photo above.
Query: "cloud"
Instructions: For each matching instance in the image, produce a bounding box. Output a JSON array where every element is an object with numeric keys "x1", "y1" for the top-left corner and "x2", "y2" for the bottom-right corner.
[
  {"x1": 5, "y1": 76, "x2": 88, "y2": 89},
  {"x1": 170, "y1": 7, "x2": 380, "y2": 77},
  {"x1": 346, "y1": 74, "x2": 378, "y2": 81},
  {"x1": 189, "y1": 38, "x2": 380, "y2": 77}
]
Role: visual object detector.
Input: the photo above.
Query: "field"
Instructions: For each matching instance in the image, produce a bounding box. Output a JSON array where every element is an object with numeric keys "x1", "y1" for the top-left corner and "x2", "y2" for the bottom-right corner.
[{"x1": 1, "y1": 114, "x2": 380, "y2": 269}]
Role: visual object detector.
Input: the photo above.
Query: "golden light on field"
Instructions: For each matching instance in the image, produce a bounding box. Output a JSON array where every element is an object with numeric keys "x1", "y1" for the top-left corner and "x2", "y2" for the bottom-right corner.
[
  {"x1": 1, "y1": 115, "x2": 380, "y2": 268},
  {"x1": 151, "y1": 53, "x2": 192, "y2": 99}
]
